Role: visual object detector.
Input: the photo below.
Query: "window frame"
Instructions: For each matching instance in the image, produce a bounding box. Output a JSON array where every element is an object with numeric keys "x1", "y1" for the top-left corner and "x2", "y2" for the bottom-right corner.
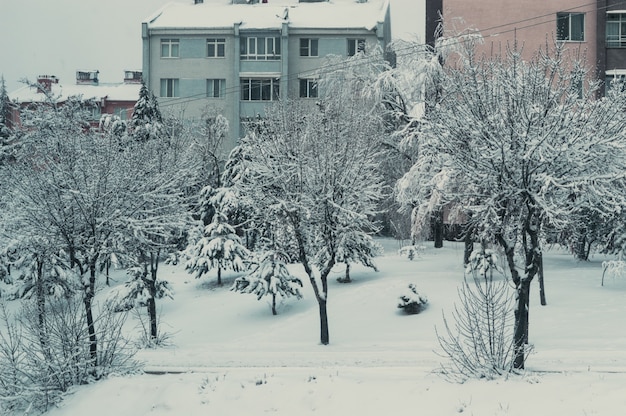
[
  {"x1": 240, "y1": 78, "x2": 280, "y2": 101},
  {"x1": 556, "y1": 12, "x2": 585, "y2": 42},
  {"x1": 160, "y1": 38, "x2": 180, "y2": 58},
  {"x1": 240, "y1": 36, "x2": 281, "y2": 60},
  {"x1": 206, "y1": 78, "x2": 226, "y2": 98},
  {"x1": 207, "y1": 38, "x2": 226, "y2": 57},
  {"x1": 347, "y1": 38, "x2": 366, "y2": 56},
  {"x1": 607, "y1": 13, "x2": 626, "y2": 47},
  {"x1": 160, "y1": 78, "x2": 180, "y2": 98},
  {"x1": 300, "y1": 38, "x2": 319, "y2": 57},
  {"x1": 299, "y1": 78, "x2": 318, "y2": 98}
]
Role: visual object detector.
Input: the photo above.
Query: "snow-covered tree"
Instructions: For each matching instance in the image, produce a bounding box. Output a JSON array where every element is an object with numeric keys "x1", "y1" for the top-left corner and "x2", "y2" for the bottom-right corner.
[
  {"x1": 130, "y1": 82, "x2": 163, "y2": 142},
  {"x1": 231, "y1": 251, "x2": 303, "y2": 315},
  {"x1": 233, "y1": 93, "x2": 386, "y2": 345},
  {"x1": 328, "y1": 231, "x2": 382, "y2": 283},
  {"x1": 185, "y1": 212, "x2": 249, "y2": 286},
  {"x1": 397, "y1": 42, "x2": 626, "y2": 369},
  {"x1": 0, "y1": 76, "x2": 13, "y2": 140}
]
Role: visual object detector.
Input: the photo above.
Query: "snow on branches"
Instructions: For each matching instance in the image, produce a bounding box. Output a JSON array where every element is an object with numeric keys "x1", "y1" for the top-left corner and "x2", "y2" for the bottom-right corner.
[
  {"x1": 231, "y1": 251, "x2": 303, "y2": 315},
  {"x1": 185, "y1": 212, "x2": 249, "y2": 285}
]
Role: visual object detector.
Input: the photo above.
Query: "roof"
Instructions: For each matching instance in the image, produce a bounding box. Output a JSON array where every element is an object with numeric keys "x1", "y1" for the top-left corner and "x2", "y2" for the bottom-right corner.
[
  {"x1": 9, "y1": 82, "x2": 141, "y2": 104},
  {"x1": 145, "y1": 0, "x2": 390, "y2": 32}
]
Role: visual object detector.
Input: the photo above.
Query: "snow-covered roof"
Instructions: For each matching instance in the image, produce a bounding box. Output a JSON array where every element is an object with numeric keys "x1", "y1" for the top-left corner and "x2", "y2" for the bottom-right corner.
[
  {"x1": 145, "y1": 0, "x2": 389, "y2": 32},
  {"x1": 9, "y1": 82, "x2": 141, "y2": 104}
]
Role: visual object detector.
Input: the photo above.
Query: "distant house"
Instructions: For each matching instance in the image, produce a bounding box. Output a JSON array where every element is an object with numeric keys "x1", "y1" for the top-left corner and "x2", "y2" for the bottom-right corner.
[
  {"x1": 9, "y1": 70, "x2": 142, "y2": 129},
  {"x1": 142, "y1": 0, "x2": 392, "y2": 147}
]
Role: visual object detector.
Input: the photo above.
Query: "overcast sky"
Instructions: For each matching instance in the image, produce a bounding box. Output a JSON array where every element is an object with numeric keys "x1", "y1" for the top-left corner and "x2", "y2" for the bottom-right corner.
[{"x1": 0, "y1": 0, "x2": 422, "y2": 93}]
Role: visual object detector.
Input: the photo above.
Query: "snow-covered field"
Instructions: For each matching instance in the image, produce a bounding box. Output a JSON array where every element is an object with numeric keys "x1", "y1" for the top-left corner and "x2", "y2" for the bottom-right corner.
[{"x1": 42, "y1": 239, "x2": 626, "y2": 415}]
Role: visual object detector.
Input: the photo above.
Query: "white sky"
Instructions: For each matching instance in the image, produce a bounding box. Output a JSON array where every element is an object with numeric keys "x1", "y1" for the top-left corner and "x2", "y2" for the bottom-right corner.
[{"x1": 0, "y1": 0, "x2": 423, "y2": 93}]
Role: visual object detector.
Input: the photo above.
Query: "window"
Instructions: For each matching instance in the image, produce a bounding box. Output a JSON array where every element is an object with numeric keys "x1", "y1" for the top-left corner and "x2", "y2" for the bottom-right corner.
[
  {"x1": 240, "y1": 78, "x2": 280, "y2": 101},
  {"x1": 607, "y1": 13, "x2": 626, "y2": 47},
  {"x1": 160, "y1": 78, "x2": 180, "y2": 97},
  {"x1": 207, "y1": 38, "x2": 226, "y2": 57},
  {"x1": 557, "y1": 13, "x2": 584, "y2": 41},
  {"x1": 207, "y1": 79, "x2": 226, "y2": 98},
  {"x1": 161, "y1": 39, "x2": 180, "y2": 58},
  {"x1": 348, "y1": 38, "x2": 366, "y2": 56},
  {"x1": 300, "y1": 38, "x2": 319, "y2": 57},
  {"x1": 299, "y1": 79, "x2": 318, "y2": 98},
  {"x1": 240, "y1": 36, "x2": 281, "y2": 60}
]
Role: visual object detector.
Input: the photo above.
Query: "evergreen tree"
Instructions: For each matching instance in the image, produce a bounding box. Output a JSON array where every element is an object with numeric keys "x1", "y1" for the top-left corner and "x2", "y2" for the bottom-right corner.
[
  {"x1": 185, "y1": 212, "x2": 249, "y2": 285},
  {"x1": 130, "y1": 82, "x2": 163, "y2": 142},
  {"x1": 0, "y1": 76, "x2": 15, "y2": 163},
  {"x1": 231, "y1": 251, "x2": 303, "y2": 315}
]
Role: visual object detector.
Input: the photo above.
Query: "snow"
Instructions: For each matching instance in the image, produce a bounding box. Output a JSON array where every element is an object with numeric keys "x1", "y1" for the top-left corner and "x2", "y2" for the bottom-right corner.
[
  {"x1": 146, "y1": 0, "x2": 389, "y2": 31},
  {"x1": 10, "y1": 82, "x2": 141, "y2": 104},
  {"x1": 38, "y1": 239, "x2": 626, "y2": 415}
]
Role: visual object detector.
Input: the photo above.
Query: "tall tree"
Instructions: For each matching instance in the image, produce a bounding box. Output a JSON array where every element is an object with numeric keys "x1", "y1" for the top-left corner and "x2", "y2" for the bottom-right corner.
[
  {"x1": 130, "y1": 82, "x2": 163, "y2": 143},
  {"x1": 397, "y1": 43, "x2": 626, "y2": 369},
  {"x1": 233, "y1": 94, "x2": 385, "y2": 345}
]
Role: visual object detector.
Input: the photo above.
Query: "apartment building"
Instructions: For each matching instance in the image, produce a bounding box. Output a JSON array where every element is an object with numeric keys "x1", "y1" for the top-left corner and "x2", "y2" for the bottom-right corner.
[
  {"x1": 429, "y1": 0, "x2": 626, "y2": 94},
  {"x1": 142, "y1": 0, "x2": 391, "y2": 147}
]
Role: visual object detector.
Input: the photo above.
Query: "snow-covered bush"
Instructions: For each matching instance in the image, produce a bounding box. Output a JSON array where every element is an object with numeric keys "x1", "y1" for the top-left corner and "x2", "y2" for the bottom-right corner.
[
  {"x1": 399, "y1": 244, "x2": 425, "y2": 261},
  {"x1": 231, "y1": 251, "x2": 303, "y2": 315},
  {"x1": 397, "y1": 283, "x2": 428, "y2": 314},
  {"x1": 0, "y1": 297, "x2": 136, "y2": 413},
  {"x1": 436, "y1": 249, "x2": 517, "y2": 381}
]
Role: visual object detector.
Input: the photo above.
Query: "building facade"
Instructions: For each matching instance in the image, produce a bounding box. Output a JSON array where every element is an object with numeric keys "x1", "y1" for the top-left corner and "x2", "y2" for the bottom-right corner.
[
  {"x1": 429, "y1": 0, "x2": 626, "y2": 94},
  {"x1": 10, "y1": 70, "x2": 142, "y2": 128},
  {"x1": 142, "y1": 0, "x2": 391, "y2": 147}
]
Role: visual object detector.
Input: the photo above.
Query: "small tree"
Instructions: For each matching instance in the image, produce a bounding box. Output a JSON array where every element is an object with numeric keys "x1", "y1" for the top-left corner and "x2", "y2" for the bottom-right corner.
[
  {"x1": 185, "y1": 212, "x2": 249, "y2": 285},
  {"x1": 231, "y1": 251, "x2": 303, "y2": 315},
  {"x1": 333, "y1": 231, "x2": 382, "y2": 283},
  {"x1": 437, "y1": 248, "x2": 516, "y2": 381}
]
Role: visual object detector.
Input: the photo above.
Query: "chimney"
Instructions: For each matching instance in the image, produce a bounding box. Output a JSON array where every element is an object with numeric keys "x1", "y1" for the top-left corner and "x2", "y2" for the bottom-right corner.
[
  {"x1": 36, "y1": 75, "x2": 59, "y2": 94},
  {"x1": 76, "y1": 70, "x2": 99, "y2": 85},
  {"x1": 124, "y1": 70, "x2": 143, "y2": 84}
]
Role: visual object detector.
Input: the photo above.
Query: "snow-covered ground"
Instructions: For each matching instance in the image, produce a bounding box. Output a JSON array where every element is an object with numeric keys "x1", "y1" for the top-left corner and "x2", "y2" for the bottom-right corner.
[{"x1": 42, "y1": 239, "x2": 626, "y2": 415}]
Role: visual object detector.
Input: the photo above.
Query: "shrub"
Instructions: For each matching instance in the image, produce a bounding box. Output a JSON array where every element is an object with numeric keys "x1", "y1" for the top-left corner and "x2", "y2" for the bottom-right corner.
[
  {"x1": 0, "y1": 296, "x2": 137, "y2": 413},
  {"x1": 436, "y1": 249, "x2": 518, "y2": 382},
  {"x1": 398, "y1": 245, "x2": 425, "y2": 261},
  {"x1": 397, "y1": 283, "x2": 428, "y2": 314}
]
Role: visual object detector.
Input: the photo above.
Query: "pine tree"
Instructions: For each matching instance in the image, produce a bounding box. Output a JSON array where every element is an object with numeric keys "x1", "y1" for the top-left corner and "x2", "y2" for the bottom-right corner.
[
  {"x1": 0, "y1": 76, "x2": 11, "y2": 139},
  {"x1": 185, "y1": 212, "x2": 249, "y2": 285},
  {"x1": 130, "y1": 82, "x2": 163, "y2": 142},
  {"x1": 231, "y1": 251, "x2": 303, "y2": 315}
]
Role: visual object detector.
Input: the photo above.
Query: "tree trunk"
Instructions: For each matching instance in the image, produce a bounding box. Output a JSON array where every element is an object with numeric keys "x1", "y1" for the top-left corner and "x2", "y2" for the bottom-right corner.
[
  {"x1": 513, "y1": 279, "x2": 531, "y2": 369},
  {"x1": 84, "y1": 263, "x2": 98, "y2": 368},
  {"x1": 148, "y1": 251, "x2": 160, "y2": 340},
  {"x1": 433, "y1": 209, "x2": 444, "y2": 248},
  {"x1": 538, "y1": 252, "x2": 546, "y2": 306},
  {"x1": 576, "y1": 234, "x2": 588, "y2": 261},
  {"x1": 272, "y1": 293, "x2": 277, "y2": 316},
  {"x1": 217, "y1": 266, "x2": 222, "y2": 286},
  {"x1": 463, "y1": 226, "x2": 474, "y2": 265},
  {"x1": 318, "y1": 298, "x2": 329, "y2": 345}
]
